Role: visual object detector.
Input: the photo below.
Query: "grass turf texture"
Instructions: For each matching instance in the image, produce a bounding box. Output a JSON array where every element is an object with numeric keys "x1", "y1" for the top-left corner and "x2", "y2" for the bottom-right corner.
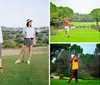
[
  {"x1": 50, "y1": 28, "x2": 100, "y2": 42},
  {"x1": 51, "y1": 79, "x2": 100, "y2": 85},
  {"x1": 0, "y1": 47, "x2": 48, "y2": 85}
]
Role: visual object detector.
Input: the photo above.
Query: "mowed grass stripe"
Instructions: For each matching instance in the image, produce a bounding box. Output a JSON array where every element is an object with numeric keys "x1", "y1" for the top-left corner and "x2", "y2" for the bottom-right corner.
[{"x1": 50, "y1": 28, "x2": 100, "y2": 42}]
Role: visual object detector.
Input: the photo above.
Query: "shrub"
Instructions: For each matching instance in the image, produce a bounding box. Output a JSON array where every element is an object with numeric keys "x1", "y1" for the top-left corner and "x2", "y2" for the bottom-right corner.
[{"x1": 50, "y1": 26, "x2": 57, "y2": 35}]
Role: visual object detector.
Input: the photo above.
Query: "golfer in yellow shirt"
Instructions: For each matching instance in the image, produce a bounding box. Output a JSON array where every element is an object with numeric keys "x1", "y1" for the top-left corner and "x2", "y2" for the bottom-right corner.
[{"x1": 68, "y1": 52, "x2": 78, "y2": 84}]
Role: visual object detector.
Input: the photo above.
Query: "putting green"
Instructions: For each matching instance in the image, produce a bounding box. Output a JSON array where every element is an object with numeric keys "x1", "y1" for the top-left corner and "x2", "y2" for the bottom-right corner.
[
  {"x1": 0, "y1": 47, "x2": 48, "y2": 85},
  {"x1": 51, "y1": 79, "x2": 100, "y2": 85},
  {"x1": 50, "y1": 28, "x2": 100, "y2": 42}
]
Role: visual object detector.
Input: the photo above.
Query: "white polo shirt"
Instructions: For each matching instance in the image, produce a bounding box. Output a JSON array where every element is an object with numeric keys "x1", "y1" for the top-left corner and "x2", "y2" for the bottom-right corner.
[
  {"x1": 23, "y1": 27, "x2": 35, "y2": 38},
  {"x1": 0, "y1": 26, "x2": 3, "y2": 43}
]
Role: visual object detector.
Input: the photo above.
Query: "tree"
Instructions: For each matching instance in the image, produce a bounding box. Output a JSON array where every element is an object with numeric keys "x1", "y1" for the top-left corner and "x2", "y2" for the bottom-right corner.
[
  {"x1": 50, "y1": 2, "x2": 74, "y2": 27},
  {"x1": 90, "y1": 8, "x2": 100, "y2": 26},
  {"x1": 50, "y1": 44, "x2": 84, "y2": 75},
  {"x1": 70, "y1": 44, "x2": 83, "y2": 55},
  {"x1": 71, "y1": 13, "x2": 94, "y2": 22}
]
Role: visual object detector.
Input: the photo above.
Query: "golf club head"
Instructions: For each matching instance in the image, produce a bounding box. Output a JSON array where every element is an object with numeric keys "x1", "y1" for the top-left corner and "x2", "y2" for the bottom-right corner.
[
  {"x1": 22, "y1": 60, "x2": 24, "y2": 62},
  {"x1": 21, "y1": 60, "x2": 27, "y2": 63}
]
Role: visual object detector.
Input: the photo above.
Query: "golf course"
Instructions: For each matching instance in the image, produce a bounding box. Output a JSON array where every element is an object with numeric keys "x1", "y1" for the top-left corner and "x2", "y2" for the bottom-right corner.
[
  {"x1": 50, "y1": 44, "x2": 100, "y2": 85},
  {"x1": 50, "y1": 2, "x2": 100, "y2": 42},
  {"x1": 50, "y1": 27, "x2": 100, "y2": 42},
  {"x1": 0, "y1": 46, "x2": 48, "y2": 85},
  {"x1": 51, "y1": 79, "x2": 100, "y2": 85}
]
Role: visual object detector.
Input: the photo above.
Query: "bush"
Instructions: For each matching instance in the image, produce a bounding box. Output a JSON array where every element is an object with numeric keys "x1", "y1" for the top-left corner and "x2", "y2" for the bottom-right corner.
[
  {"x1": 43, "y1": 38, "x2": 49, "y2": 44},
  {"x1": 15, "y1": 38, "x2": 23, "y2": 43},
  {"x1": 91, "y1": 25, "x2": 100, "y2": 31},
  {"x1": 3, "y1": 41, "x2": 20, "y2": 48},
  {"x1": 50, "y1": 26, "x2": 57, "y2": 35}
]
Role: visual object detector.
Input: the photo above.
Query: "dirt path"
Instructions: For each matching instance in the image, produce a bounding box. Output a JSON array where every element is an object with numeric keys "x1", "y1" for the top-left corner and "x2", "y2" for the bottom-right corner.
[{"x1": 2, "y1": 46, "x2": 48, "y2": 56}]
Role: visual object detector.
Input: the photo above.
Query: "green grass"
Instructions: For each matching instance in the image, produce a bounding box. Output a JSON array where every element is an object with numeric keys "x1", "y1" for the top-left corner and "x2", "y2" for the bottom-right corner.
[
  {"x1": 51, "y1": 79, "x2": 100, "y2": 85},
  {"x1": 50, "y1": 28, "x2": 100, "y2": 42},
  {"x1": 0, "y1": 47, "x2": 48, "y2": 85}
]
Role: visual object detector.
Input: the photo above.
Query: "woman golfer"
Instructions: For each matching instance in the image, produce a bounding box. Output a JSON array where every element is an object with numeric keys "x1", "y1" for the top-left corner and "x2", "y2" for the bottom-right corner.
[
  {"x1": 68, "y1": 51, "x2": 78, "y2": 83},
  {"x1": 64, "y1": 18, "x2": 70, "y2": 38},
  {"x1": 0, "y1": 26, "x2": 3, "y2": 73},
  {"x1": 15, "y1": 19, "x2": 36, "y2": 64}
]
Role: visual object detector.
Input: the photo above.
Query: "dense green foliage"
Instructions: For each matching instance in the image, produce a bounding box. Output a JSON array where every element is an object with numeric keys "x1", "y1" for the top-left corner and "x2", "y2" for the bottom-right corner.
[
  {"x1": 2, "y1": 30, "x2": 49, "y2": 48},
  {"x1": 50, "y1": 2, "x2": 74, "y2": 26},
  {"x1": 90, "y1": 8, "x2": 100, "y2": 26},
  {"x1": 50, "y1": 44, "x2": 100, "y2": 79},
  {"x1": 71, "y1": 13, "x2": 94, "y2": 22},
  {"x1": 50, "y1": 2, "x2": 100, "y2": 30}
]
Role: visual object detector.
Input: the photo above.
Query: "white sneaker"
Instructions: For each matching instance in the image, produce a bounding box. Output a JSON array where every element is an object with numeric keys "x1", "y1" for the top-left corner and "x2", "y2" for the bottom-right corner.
[
  {"x1": 15, "y1": 60, "x2": 21, "y2": 64},
  {"x1": 27, "y1": 60, "x2": 30, "y2": 64}
]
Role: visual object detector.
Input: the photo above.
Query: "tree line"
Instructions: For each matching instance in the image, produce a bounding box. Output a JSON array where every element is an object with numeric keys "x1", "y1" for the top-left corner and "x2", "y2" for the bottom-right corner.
[
  {"x1": 50, "y1": 2, "x2": 100, "y2": 27},
  {"x1": 50, "y1": 44, "x2": 100, "y2": 79},
  {"x1": 2, "y1": 30, "x2": 49, "y2": 48}
]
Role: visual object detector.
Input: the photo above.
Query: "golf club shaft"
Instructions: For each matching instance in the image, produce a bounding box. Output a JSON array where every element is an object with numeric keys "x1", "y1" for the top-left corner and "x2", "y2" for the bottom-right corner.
[{"x1": 68, "y1": 64, "x2": 71, "y2": 73}]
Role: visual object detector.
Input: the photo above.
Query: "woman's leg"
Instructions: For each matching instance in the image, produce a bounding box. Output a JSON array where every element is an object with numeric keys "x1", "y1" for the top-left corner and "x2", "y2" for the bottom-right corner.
[
  {"x1": 0, "y1": 43, "x2": 3, "y2": 73},
  {"x1": 68, "y1": 70, "x2": 75, "y2": 83},
  {"x1": 27, "y1": 45, "x2": 33, "y2": 64},
  {"x1": 15, "y1": 45, "x2": 26, "y2": 63},
  {"x1": 66, "y1": 29, "x2": 70, "y2": 37},
  {"x1": 18, "y1": 45, "x2": 26, "y2": 60},
  {"x1": 0, "y1": 59, "x2": 3, "y2": 73},
  {"x1": 0, "y1": 59, "x2": 2, "y2": 67},
  {"x1": 67, "y1": 31, "x2": 70, "y2": 36},
  {"x1": 74, "y1": 70, "x2": 78, "y2": 83}
]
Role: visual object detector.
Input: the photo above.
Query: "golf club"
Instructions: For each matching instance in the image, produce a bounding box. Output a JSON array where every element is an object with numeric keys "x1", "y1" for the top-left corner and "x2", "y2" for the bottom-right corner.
[
  {"x1": 57, "y1": 49, "x2": 64, "y2": 60},
  {"x1": 68, "y1": 64, "x2": 71, "y2": 74}
]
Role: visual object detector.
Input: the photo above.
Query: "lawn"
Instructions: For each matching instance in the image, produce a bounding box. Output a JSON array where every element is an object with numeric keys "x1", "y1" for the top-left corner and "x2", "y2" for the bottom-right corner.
[
  {"x1": 50, "y1": 28, "x2": 100, "y2": 42},
  {"x1": 51, "y1": 79, "x2": 100, "y2": 85},
  {"x1": 0, "y1": 47, "x2": 48, "y2": 85}
]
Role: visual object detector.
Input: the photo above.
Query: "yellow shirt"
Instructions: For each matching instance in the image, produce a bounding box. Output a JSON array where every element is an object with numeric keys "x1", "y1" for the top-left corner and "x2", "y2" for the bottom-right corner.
[{"x1": 72, "y1": 57, "x2": 78, "y2": 70}]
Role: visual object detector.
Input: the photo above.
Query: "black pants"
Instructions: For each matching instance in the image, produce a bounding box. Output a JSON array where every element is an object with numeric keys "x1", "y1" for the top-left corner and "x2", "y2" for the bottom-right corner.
[
  {"x1": 69, "y1": 69, "x2": 78, "y2": 83},
  {"x1": 74, "y1": 70, "x2": 78, "y2": 82}
]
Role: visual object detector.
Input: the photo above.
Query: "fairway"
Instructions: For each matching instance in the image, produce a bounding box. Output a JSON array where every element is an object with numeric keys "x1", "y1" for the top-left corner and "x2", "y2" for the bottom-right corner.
[
  {"x1": 50, "y1": 28, "x2": 100, "y2": 42},
  {"x1": 0, "y1": 46, "x2": 48, "y2": 85},
  {"x1": 51, "y1": 79, "x2": 100, "y2": 85}
]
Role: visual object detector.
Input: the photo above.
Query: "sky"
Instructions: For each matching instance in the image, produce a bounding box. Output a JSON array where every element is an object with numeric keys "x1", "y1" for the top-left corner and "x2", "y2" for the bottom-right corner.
[
  {"x1": 0, "y1": 0, "x2": 49, "y2": 27},
  {"x1": 51, "y1": 0, "x2": 100, "y2": 14},
  {"x1": 75, "y1": 44, "x2": 96, "y2": 54},
  {"x1": 52, "y1": 44, "x2": 96, "y2": 63}
]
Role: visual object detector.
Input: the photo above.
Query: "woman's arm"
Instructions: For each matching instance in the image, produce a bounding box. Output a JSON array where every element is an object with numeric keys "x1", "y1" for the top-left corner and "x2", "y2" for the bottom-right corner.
[
  {"x1": 0, "y1": 27, "x2": 3, "y2": 43},
  {"x1": 33, "y1": 30, "x2": 36, "y2": 45},
  {"x1": 74, "y1": 57, "x2": 78, "y2": 62}
]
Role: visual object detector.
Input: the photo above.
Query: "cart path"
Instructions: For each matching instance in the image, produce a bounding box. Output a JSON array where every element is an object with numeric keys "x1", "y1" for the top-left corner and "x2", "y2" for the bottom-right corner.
[{"x1": 2, "y1": 46, "x2": 48, "y2": 56}]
